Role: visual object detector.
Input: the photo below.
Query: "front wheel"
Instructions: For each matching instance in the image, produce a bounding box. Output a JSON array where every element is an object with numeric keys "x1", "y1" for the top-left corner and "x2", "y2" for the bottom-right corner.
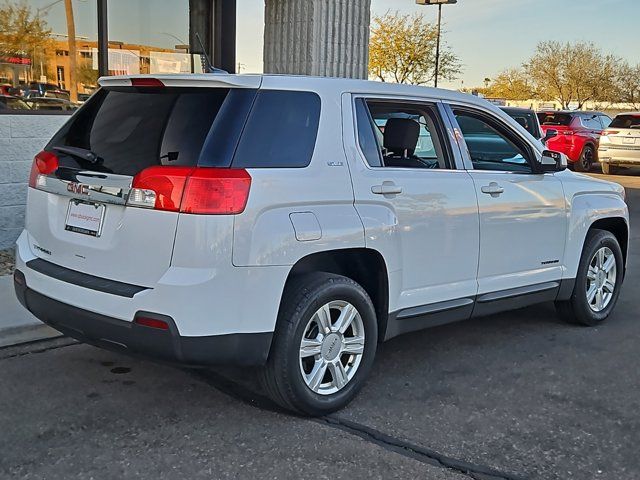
[
  {"x1": 261, "y1": 273, "x2": 378, "y2": 415},
  {"x1": 575, "y1": 145, "x2": 595, "y2": 172},
  {"x1": 555, "y1": 229, "x2": 624, "y2": 326}
]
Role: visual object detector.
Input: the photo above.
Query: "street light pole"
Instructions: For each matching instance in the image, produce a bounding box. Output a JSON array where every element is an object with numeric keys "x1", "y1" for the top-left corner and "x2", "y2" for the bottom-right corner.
[
  {"x1": 416, "y1": 0, "x2": 457, "y2": 88},
  {"x1": 434, "y1": 3, "x2": 442, "y2": 88}
]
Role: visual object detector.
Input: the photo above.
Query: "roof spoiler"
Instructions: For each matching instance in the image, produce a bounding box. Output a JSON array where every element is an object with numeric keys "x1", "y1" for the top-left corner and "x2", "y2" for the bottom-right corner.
[{"x1": 98, "y1": 74, "x2": 262, "y2": 89}]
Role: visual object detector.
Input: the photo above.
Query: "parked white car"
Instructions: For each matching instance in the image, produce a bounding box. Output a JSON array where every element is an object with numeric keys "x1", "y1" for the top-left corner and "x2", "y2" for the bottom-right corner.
[
  {"x1": 14, "y1": 74, "x2": 629, "y2": 415},
  {"x1": 599, "y1": 112, "x2": 640, "y2": 174}
]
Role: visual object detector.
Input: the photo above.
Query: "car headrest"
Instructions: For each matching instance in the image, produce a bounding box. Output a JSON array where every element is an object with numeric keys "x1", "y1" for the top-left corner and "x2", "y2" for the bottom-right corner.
[{"x1": 383, "y1": 118, "x2": 420, "y2": 152}]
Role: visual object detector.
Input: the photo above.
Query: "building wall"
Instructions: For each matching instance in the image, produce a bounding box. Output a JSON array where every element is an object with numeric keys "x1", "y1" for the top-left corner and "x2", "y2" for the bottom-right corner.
[
  {"x1": 264, "y1": 0, "x2": 371, "y2": 79},
  {"x1": 0, "y1": 114, "x2": 68, "y2": 249}
]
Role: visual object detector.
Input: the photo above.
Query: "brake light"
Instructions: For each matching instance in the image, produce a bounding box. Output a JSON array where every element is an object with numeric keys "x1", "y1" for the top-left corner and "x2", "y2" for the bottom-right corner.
[
  {"x1": 603, "y1": 130, "x2": 619, "y2": 136},
  {"x1": 129, "y1": 166, "x2": 251, "y2": 215},
  {"x1": 131, "y1": 77, "x2": 164, "y2": 88},
  {"x1": 28, "y1": 151, "x2": 59, "y2": 188}
]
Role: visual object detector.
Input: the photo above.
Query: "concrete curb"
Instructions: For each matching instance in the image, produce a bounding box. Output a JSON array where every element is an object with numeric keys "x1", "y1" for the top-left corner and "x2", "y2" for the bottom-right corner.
[
  {"x1": 0, "y1": 274, "x2": 63, "y2": 348},
  {"x1": 0, "y1": 323, "x2": 62, "y2": 348}
]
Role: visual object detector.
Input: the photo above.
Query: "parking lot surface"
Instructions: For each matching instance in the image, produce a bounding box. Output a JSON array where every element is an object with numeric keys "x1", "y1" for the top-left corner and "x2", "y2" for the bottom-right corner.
[{"x1": 1, "y1": 172, "x2": 639, "y2": 480}]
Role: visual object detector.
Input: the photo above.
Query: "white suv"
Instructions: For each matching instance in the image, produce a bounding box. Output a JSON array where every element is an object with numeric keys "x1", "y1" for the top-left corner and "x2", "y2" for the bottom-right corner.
[{"x1": 14, "y1": 75, "x2": 629, "y2": 415}]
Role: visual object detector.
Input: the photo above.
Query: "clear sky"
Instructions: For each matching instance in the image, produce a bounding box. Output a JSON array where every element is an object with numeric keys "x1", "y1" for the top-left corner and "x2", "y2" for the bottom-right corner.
[
  {"x1": 30, "y1": 0, "x2": 640, "y2": 89},
  {"x1": 236, "y1": 0, "x2": 640, "y2": 88}
]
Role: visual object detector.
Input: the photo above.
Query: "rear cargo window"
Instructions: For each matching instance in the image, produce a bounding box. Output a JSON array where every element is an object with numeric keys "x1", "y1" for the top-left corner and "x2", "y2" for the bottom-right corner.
[
  {"x1": 231, "y1": 90, "x2": 321, "y2": 168},
  {"x1": 48, "y1": 87, "x2": 256, "y2": 176},
  {"x1": 610, "y1": 115, "x2": 640, "y2": 129},
  {"x1": 537, "y1": 112, "x2": 573, "y2": 126}
]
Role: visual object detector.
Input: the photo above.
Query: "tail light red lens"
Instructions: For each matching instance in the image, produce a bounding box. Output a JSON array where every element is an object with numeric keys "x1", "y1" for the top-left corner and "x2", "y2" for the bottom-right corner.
[
  {"x1": 29, "y1": 151, "x2": 59, "y2": 188},
  {"x1": 181, "y1": 168, "x2": 251, "y2": 214},
  {"x1": 130, "y1": 166, "x2": 251, "y2": 215},
  {"x1": 603, "y1": 130, "x2": 619, "y2": 136}
]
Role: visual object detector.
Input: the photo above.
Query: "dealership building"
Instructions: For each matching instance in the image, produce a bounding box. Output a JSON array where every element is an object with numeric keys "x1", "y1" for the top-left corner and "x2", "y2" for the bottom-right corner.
[{"x1": 0, "y1": 0, "x2": 372, "y2": 248}]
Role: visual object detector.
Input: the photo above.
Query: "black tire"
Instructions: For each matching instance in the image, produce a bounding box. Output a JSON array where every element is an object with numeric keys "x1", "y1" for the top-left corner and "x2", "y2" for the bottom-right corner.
[
  {"x1": 555, "y1": 229, "x2": 624, "y2": 326},
  {"x1": 601, "y1": 163, "x2": 616, "y2": 175},
  {"x1": 261, "y1": 272, "x2": 378, "y2": 416},
  {"x1": 574, "y1": 145, "x2": 595, "y2": 172}
]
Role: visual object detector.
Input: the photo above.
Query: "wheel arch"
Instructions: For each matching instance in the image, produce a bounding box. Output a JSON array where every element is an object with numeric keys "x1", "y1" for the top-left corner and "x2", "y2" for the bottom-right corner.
[
  {"x1": 588, "y1": 217, "x2": 629, "y2": 271},
  {"x1": 279, "y1": 248, "x2": 390, "y2": 342}
]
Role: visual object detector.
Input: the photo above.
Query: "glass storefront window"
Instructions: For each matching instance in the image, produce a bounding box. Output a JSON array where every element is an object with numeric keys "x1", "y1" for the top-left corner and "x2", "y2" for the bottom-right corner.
[
  {"x1": 0, "y1": 0, "x2": 98, "y2": 111},
  {"x1": 107, "y1": 0, "x2": 203, "y2": 76},
  {"x1": 0, "y1": 0, "x2": 219, "y2": 114}
]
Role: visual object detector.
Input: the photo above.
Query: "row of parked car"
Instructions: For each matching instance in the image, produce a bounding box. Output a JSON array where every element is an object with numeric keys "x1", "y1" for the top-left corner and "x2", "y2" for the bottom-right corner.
[
  {"x1": 0, "y1": 82, "x2": 88, "y2": 112},
  {"x1": 500, "y1": 106, "x2": 640, "y2": 175}
]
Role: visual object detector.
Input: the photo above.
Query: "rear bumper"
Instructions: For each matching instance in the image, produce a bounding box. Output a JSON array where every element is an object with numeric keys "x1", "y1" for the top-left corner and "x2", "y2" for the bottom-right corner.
[
  {"x1": 598, "y1": 147, "x2": 640, "y2": 165},
  {"x1": 13, "y1": 270, "x2": 272, "y2": 366}
]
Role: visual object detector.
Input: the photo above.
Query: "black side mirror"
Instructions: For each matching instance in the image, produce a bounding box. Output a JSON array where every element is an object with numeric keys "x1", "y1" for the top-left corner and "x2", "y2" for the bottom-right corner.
[
  {"x1": 542, "y1": 129, "x2": 558, "y2": 144},
  {"x1": 540, "y1": 150, "x2": 567, "y2": 172}
]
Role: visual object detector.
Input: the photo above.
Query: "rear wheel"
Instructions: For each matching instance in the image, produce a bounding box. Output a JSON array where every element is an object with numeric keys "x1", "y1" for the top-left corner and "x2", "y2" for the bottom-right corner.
[
  {"x1": 261, "y1": 273, "x2": 378, "y2": 415},
  {"x1": 601, "y1": 163, "x2": 616, "y2": 175},
  {"x1": 555, "y1": 229, "x2": 623, "y2": 326},
  {"x1": 575, "y1": 145, "x2": 595, "y2": 172}
]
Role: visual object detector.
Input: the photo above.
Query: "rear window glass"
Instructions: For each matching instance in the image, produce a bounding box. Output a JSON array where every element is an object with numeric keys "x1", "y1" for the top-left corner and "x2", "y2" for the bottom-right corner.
[
  {"x1": 502, "y1": 109, "x2": 540, "y2": 138},
  {"x1": 537, "y1": 112, "x2": 573, "y2": 126},
  {"x1": 48, "y1": 87, "x2": 255, "y2": 176},
  {"x1": 232, "y1": 90, "x2": 321, "y2": 168},
  {"x1": 610, "y1": 115, "x2": 640, "y2": 129}
]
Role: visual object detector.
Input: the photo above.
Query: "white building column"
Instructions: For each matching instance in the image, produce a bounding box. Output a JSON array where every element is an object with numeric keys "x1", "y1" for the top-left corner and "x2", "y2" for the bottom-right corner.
[{"x1": 263, "y1": 0, "x2": 371, "y2": 79}]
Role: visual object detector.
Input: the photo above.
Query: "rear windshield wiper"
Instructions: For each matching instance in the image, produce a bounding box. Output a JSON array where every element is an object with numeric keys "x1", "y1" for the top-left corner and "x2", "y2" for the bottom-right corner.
[{"x1": 53, "y1": 146, "x2": 101, "y2": 165}]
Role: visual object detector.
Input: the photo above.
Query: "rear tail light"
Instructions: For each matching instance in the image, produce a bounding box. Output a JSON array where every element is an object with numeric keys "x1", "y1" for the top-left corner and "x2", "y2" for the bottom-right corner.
[
  {"x1": 129, "y1": 166, "x2": 251, "y2": 215},
  {"x1": 28, "y1": 151, "x2": 59, "y2": 188},
  {"x1": 602, "y1": 130, "x2": 619, "y2": 136}
]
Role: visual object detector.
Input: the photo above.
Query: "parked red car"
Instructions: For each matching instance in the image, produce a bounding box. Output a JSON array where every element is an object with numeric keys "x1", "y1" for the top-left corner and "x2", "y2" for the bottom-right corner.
[{"x1": 537, "y1": 111, "x2": 612, "y2": 171}]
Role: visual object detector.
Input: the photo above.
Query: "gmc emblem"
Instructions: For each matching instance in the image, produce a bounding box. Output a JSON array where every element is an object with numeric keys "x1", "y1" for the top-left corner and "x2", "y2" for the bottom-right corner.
[{"x1": 67, "y1": 182, "x2": 89, "y2": 195}]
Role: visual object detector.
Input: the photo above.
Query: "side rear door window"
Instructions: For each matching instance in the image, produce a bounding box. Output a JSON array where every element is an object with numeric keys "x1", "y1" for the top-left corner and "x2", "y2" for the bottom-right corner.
[{"x1": 355, "y1": 99, "x2": 453, "y2": 169}]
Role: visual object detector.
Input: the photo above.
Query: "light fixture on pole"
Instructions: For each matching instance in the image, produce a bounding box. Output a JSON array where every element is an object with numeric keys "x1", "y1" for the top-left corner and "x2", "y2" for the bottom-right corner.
[{"x1": 416, "y1": 0, "x2": 457, "y2": 88}]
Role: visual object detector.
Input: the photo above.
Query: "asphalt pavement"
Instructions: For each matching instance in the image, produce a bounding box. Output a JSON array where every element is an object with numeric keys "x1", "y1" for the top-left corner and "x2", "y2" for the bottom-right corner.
[{"x1": 1, "y1": 172, "x2": 639, "y2": 480}]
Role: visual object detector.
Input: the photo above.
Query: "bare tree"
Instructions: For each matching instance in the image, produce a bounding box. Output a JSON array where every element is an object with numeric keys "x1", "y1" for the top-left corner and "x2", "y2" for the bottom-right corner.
[
  {"x1": 525, "y1": 41, "x2": 617, "y2": 109},
  {"x1": 369, "y1": 12, "x2": 461, "y2": 85},
  {"x1": 484, "y1": 67, "x2": 535, "y2": 100},
  {"x1": 613, "y1": 62, "x2": 640, "y2": 110}
]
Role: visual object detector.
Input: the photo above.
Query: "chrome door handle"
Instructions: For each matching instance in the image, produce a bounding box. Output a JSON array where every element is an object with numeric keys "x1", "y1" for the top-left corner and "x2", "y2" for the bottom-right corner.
[
  {"x1": 372, "y1": 183, "x2": 403, "y2": 195},
  {"x1": 481, "y1": 182, "x2": 504, "y2": 197}
]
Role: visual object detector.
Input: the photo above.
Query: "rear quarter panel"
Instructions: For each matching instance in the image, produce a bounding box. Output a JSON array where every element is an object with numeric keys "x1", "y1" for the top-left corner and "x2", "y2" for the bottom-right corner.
[{"x1": 232, "y1": 81, "x2": 365, "y2": 267}]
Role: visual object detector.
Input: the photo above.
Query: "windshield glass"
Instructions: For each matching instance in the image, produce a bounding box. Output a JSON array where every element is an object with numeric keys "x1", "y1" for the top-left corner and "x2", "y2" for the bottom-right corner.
[
  {"x1": 537, "y1": 112, "x2": 573, "y2": 126},
  {"x1": 610, "y1": 115, "x2": 640, "y2": 129}
]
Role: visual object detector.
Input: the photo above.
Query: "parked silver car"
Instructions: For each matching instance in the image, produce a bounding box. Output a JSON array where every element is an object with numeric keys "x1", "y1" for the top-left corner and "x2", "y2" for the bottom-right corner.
[{"x1": 599, "y1": 113, "x2": 640, "y2": 174}]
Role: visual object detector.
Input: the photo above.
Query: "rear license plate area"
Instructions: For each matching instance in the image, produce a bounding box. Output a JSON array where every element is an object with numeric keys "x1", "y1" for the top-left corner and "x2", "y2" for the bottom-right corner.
[{"x1": 65, "y1": 200, "x2": 105, "y2": 237}]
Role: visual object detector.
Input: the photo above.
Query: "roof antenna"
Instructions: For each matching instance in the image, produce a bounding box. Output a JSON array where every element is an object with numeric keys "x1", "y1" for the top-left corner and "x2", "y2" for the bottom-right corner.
[{"x1": 195, "y1": 32, "x2": 228, "y2": 74}]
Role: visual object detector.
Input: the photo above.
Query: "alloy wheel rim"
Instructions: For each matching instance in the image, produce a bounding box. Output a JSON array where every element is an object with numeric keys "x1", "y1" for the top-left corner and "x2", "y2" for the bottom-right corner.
[
  {"x1": 582, "y1": 148, "x2": 594, "y2": 169},
  {"x1": 299, "y1": 300, "x2": 365, "y2": 395},
  {"x1": 586, "y1": 246, "x2": 617, "y2": 312}
]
